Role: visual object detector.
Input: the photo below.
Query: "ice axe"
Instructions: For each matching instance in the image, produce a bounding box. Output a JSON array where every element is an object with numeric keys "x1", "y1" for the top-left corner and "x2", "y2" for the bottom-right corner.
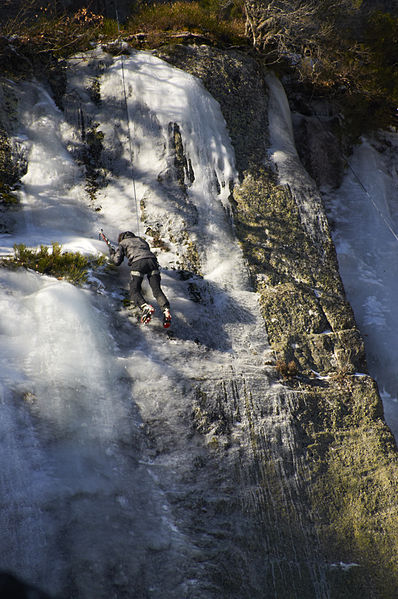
[
  {"x1": 98, "y1": 229, "x2": 116, "y2": 253},
  {"x1": 98, "y1": 229, "x2": 115, "y2": 250}
]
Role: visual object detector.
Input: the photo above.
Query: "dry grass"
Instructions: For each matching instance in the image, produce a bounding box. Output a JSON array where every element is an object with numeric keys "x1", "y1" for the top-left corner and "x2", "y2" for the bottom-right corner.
[{"x1": 126, "y1": 1, "x2": 246, "y2": 47}]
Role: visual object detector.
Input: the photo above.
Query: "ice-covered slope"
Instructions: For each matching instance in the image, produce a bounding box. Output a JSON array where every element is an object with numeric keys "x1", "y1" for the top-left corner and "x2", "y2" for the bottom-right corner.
[{"x1": 0, "y1": 48, "x2": 285, "y2": 598}]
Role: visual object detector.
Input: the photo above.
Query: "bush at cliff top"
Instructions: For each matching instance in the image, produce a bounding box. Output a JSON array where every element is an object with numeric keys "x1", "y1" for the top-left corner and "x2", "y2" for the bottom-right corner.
[
  {"x1": 0, "y1": 1, "x2": 246, "y2": 60},
  {"x1": 0, "y1": 5, "x2": 110, "y2": 57},
  {"x1": 126, "y1": 1, "x2": 246, "y2": 46},
  {"x1": 245, "y1": 1, "x2": 398, "y2": 134}
]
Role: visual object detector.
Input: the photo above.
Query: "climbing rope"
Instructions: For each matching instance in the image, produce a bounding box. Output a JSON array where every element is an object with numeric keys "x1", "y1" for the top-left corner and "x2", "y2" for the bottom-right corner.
[{"x1": 114, "y1": 1, "x2": 141, "y2": 235}]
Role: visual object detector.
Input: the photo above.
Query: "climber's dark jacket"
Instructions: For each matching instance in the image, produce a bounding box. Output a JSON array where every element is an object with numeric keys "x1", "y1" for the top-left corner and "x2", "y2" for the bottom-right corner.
[
  {"x1": 110, "y1": 232, "x2": 155, "y2": 267},
  {"x1": 109, "y1": 231, "x2": 169, "y2": 310}
]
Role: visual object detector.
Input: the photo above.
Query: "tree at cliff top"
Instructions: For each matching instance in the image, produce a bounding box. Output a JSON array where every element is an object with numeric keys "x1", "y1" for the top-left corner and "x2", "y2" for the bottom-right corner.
[{"x1": 244, "y1": 0, "x2": 398, "y2": 134}]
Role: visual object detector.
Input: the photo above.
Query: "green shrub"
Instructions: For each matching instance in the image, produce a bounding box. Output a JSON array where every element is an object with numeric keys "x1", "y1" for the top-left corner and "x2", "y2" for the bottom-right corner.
[
  {"x1": 9, "y1": 242, "x2": 106, "y2": 285},
  {"x1": 199, "y1": 0, "x2": 244, "y2": 20}
]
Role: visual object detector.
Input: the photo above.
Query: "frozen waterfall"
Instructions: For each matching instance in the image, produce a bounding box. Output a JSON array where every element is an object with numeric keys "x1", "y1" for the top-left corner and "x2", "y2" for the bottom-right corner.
[{"x1": 0, "y1": 48, "x2": 280, "y2": 598}]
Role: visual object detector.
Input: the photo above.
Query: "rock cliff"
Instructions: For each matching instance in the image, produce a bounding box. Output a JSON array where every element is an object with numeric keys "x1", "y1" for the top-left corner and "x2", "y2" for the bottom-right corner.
[
  {"x1": 157, "y1": 44, "x2": 398, "y2": 598},
  {"x1": 0, "y1": 38, "x2": 397, "y2": 598}
]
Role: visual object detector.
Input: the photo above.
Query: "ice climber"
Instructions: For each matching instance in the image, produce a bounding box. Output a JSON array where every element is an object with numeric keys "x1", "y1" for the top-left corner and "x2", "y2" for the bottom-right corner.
[{"x1": 109, "y1": 231, "x2": 171, "y2": 328}]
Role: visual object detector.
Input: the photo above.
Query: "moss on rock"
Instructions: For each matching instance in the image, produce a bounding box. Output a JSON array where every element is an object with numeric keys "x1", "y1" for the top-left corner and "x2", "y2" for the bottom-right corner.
[
  {"x1": 233, "y1": 166, "x2": 367, "y2": 375},
  {"x1": 294, "y1": 375, "x2": 398, "y2": 597},
  {"x1": 233, "y1": 158, "x2": 398, "y2": 597}
]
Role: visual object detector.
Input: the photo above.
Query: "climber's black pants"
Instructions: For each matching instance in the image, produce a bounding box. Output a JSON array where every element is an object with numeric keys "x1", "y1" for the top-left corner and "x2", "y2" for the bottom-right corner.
[{"x1": 129, "y1": 258, "x2": 170, "y2": 310}]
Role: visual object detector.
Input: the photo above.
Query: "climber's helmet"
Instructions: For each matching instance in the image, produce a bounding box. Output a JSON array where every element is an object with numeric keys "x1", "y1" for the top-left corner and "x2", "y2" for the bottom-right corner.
[{"x1": 118, "y1": 231, "x2": 135, "y2": 243}]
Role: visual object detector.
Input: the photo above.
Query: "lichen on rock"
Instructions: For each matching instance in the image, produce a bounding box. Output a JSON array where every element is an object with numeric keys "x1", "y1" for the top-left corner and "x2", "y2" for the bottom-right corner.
[{"x1": 233, "y1": 165, "x2": 366, "y2": 375}]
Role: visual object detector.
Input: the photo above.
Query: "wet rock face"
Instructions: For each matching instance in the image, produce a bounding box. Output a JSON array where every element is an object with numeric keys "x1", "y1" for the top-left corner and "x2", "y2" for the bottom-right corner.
[{"x1": 160, "y1": 43, "x2": 398, "y2": 597}]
